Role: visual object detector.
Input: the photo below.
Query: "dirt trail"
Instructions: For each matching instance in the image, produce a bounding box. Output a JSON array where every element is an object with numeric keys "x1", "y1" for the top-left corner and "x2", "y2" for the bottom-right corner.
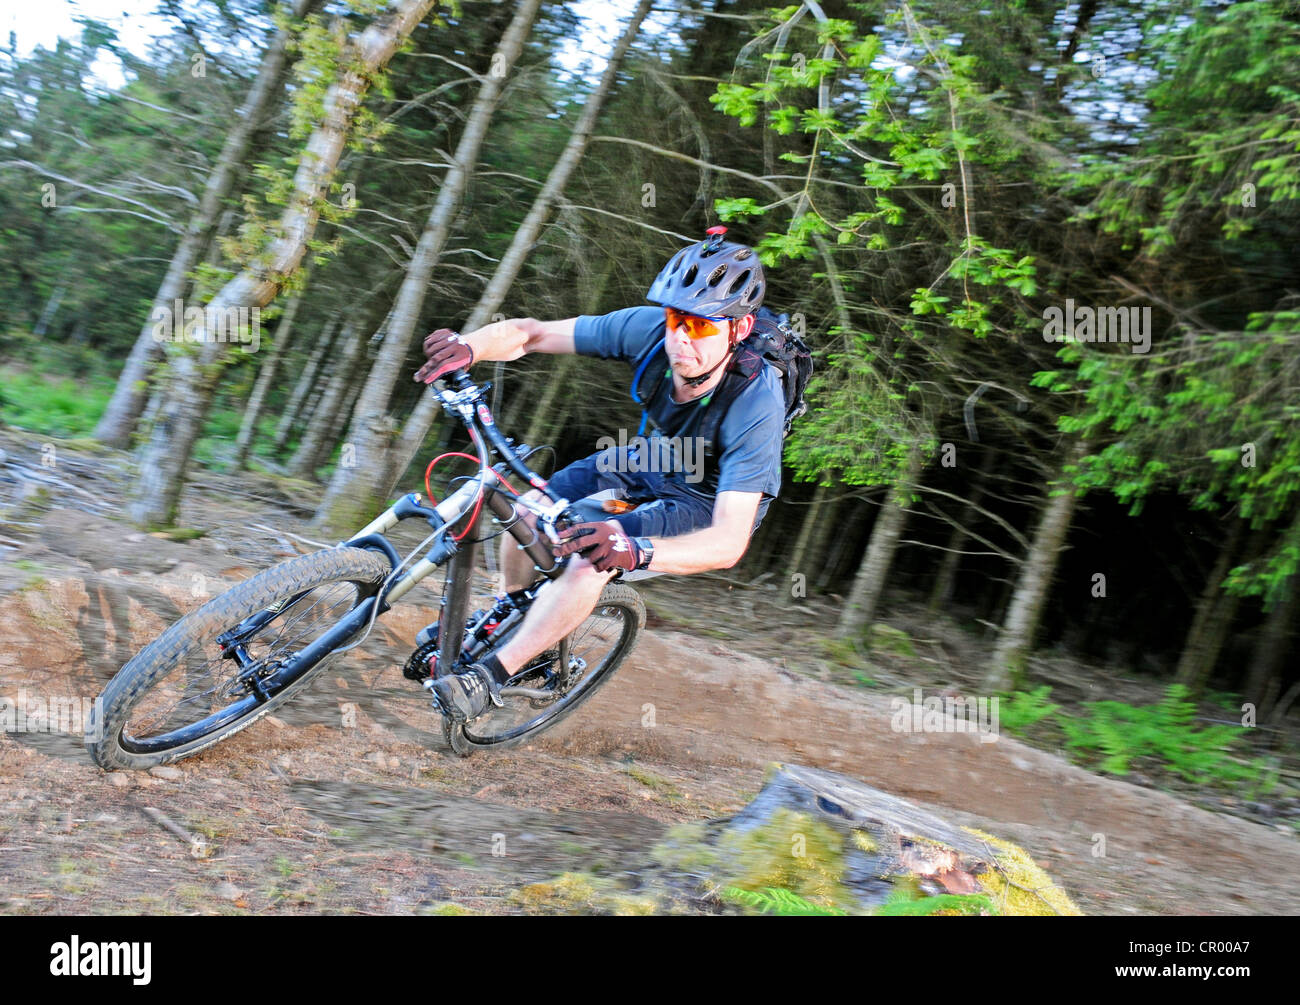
[{"x1": 1, "y1": 438, "x2": 1297, "y2": 914}]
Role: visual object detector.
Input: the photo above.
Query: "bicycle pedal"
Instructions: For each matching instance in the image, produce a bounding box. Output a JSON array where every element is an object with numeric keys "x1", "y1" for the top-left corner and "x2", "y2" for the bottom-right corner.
[{"x1": 423, "y1": 679, "x2": 451, "y2": 715}]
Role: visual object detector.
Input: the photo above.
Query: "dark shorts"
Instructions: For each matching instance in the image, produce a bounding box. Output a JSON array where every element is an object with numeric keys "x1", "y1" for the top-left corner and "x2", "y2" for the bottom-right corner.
[{"x1": 545, "y1": 445, "x2": 717, "y2": 539}]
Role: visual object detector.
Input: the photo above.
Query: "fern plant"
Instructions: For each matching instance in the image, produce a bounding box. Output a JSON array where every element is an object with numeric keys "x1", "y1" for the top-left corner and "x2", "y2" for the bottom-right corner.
[
  {"x1": 721, "y1": 885, "x2": 999, "y2": 916},
  {"x1": 721, "y1": 886, "x2": 848, "y2": 916},
  {"x1": 997, "y1": 685, "x2": 1062, "y2": 736},
  {"x1": 1060, "y1": 685, "x2": 1264, "y2": 785}
]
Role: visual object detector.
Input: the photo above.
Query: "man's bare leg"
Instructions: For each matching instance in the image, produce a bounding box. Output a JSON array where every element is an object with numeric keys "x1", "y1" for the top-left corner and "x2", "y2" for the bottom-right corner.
[
  {"x1": 492, "y1": 489, "x2": 614, "y2": 677},
  {"x1": 499, "y1": 503, "x2": 542, "y2": 597},
  {"x1": 499, "y1": 488, "x2": 554, "y2": 595},
  {"x1": 494, "y1": 559, "x2": 613, "y2": 676}
]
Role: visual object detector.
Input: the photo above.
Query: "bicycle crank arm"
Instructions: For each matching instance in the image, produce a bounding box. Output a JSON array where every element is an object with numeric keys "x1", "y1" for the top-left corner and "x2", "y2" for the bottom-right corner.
[{"x1": 497, "y1": 685, "x2": 554, "y2": 700}]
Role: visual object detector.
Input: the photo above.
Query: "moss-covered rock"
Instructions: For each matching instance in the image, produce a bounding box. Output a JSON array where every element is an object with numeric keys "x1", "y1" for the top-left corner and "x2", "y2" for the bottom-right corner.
[{"x1": 421, "y1": 901, "x2": 477, "y2": 916}]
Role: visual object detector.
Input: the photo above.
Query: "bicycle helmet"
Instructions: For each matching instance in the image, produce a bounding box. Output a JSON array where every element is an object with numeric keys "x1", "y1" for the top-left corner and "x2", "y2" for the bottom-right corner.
[{"x1": 646, "y1": 226, "x2": 765, "y2": 320}]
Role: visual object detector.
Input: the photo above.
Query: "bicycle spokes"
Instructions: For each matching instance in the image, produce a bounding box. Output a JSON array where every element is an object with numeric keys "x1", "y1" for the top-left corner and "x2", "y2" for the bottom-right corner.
[{"x1": 121, "y1": 579, "x2": 367, "y2": 746}]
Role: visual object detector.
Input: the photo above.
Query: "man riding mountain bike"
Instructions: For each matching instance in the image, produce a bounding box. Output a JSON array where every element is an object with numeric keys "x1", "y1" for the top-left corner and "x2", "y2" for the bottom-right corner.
[{"x1": 411, "y1": 227, "x2": 786, "y2": 722}]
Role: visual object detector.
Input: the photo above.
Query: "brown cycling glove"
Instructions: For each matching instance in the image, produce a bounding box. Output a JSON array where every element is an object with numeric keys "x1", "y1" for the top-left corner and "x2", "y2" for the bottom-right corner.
[
  {"x1": 414, "y1": 328, "x2": 474, "y2": 384},
  {"x1": 552, "y1": 520, "x2": 645, "y2": 574}
]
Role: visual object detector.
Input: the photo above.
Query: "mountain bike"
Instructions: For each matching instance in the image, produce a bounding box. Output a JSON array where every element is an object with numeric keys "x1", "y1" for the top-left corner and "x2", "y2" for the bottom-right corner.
[{"x1": 85, "y1": 368, "x2": 646, "y2": 768}]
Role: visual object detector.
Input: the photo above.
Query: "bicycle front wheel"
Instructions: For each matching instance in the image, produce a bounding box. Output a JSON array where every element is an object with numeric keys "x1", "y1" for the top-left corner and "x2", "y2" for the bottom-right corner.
[{"x1": 86, "y1": 547, "x2": 392, "y2": 770}]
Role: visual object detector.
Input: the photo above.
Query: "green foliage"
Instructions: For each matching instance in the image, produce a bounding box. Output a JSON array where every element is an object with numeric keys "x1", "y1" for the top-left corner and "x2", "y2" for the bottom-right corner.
[
  {"x1": 721, "y1": 886, "x2": 848, "y2": 916},
  {"x1": 722, "y1": 883, "x2": 998, "y2": 916},
  {"x1": 1066, "y1": 2, "x2": 1300, "y2": 256},
  {"x1": 867, "y1": 622, "x2": 915, "y2": 657},
  {"x1": 0, "y1": 366, "x2": 113, "y2": 438},
  {"x1": 996, "y1": 685, "x2": 1272, "y2": 792},
  {"x1": 1037, "y1": 1, "x2": 1300, "y2": 609},
  {"x1": 997, "y1": 685, "x2": 1062, "y2": 737},
  {"x1": 1051, "y1": 321, "x2": 1300, "y2": 606},
  {"x1": 875, "y1": 889, "x2": 998, "y2": 917},
  {"x1": 707, "y1": 3, "x2": 1049, "y2": 489},
  {"x1": 1059, "y1": 685, "x2": 1264, "y2": 786}
]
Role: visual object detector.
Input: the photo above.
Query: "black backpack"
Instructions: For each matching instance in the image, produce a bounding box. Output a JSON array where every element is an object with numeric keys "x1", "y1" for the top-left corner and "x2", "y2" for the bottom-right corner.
[{"x1": 629, "y1": 306, "x2": 813, "y2": 483}]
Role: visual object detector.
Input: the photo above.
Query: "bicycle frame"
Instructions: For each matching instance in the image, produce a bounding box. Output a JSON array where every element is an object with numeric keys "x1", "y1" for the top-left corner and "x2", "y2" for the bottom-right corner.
[{"x1": 219, "y1": 370, "x2": 577, "y2": 699}]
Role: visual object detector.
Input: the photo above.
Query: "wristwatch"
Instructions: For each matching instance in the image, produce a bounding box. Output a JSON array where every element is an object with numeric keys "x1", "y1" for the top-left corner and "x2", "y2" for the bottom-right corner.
[{"x1": 633, "y1": 537, "x2": 655, "y2": 571}]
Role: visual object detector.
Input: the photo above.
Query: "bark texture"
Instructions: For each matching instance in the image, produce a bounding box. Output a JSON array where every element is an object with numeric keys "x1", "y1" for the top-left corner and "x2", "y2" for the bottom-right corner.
[
  {"x1": 311, "y1": 0, "x2": 542, "y2": 532},
  {"x1": 95, "y1": 0, "x2": 324, "y2": 448},
  {"x1": 384, "y1": 0, "x2": 654, "y2": 490},
  {"x1": 128, "y1": 0, "x2": 438, "y2": 527},
  {"x1": 983, "y1": 440, "x2": 1088, "y2": 691},
  {"x1": 837, "y1": 446, "x2": 925, "y2": 638},
  {"x1": 272, "y1": 318, "x2": 339, "y2": 453},
  {"x1": 233, "y1": 287, "x2": 304, "y2": 469},
  {"x1": 288, "y1": 317, "x2": 363, "y2": 479}
]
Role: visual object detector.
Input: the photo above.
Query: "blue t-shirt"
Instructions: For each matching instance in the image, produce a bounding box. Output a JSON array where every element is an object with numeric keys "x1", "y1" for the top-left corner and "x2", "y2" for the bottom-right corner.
[{"x1": 574, "y1": 306, "x2": 785, "y2": 514}]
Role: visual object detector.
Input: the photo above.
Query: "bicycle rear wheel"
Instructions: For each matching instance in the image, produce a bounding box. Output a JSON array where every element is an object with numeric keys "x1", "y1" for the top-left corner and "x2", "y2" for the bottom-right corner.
[
  {"x1": 87, "y1": 547, "x2": 392, "y2": 770},
  {"x1": 444, "y1": 580, "x2": 645, "y2": 755}
]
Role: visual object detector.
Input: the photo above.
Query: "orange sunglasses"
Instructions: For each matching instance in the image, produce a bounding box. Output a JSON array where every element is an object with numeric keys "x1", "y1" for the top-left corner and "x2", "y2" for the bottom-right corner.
[{"x1": 664, "y1": 306, "x2": 730, "y2": 340}]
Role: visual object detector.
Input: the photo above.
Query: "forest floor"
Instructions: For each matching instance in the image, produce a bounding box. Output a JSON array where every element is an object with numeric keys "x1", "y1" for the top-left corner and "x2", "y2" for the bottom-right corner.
[{"x1": 1, "y1": 428, "x2": 1297, "y2": 915}]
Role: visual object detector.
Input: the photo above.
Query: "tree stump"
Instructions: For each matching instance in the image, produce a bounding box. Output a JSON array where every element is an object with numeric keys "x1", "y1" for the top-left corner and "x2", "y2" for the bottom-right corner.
[{"x1": 651, "y1": 763, "x2": 1082, "y2": 915}]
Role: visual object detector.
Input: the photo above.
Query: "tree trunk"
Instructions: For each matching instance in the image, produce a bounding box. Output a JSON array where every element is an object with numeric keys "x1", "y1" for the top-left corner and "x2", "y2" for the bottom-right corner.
[
  {"x1": 837, "y1": 445, "x2": 925, "y2": 638},
  {"x1": 135, "y1": 206, "x2": 238, "y2": 440},
  {"x1": 982, "y1": 439, "x2": 1088, "y2": 691},
  {"x1": 311, "y1": 0, "x2": 542, "y2": 533},
  {"x1": 817, "y1": 496, "x2": 860, "y2": 591},
  {"x1": 806, "y1": 494, "x2": 847, "y2": 590},
  {"x1": 288, "y1": 318, "x2": 363, "y2": 479},
  {"x1": 127, "y1": 0, "x2": 438, "y2": 528},
  {"x1": 1243, "y1": 510, "x2": 1300, "y2": 716},
  {"x1": 785, "y1": 481, "x2": 826, "y2": 585},
  {"x1": 94, "y1": 0, "x2": 324, "y2": 448},
  {"x1": 232, "y1": 287, "x2": 304, "y2": 469},
  {"x1": 1182, "y1": 589, "x2": 1243, "y2": 695},
  {"x1": 331, "y1": 378, "x2": 364, "y2": 448},
  {"x1": 1174, "y1": 516, "x2": 1246, "y2": 689},
  {"x1": 928, "y1": 447, "x2": 995, "y2": 612},
  {"x1": 1246, "y1": 579, "x2": 1298, "y2": 715},
  {"x1": 32, "y1": 282, "x2": 67, "y2": 337},
  {"x1": 384, "y1": 0, "x2": 654, "y2": 491},
  {"x1": 272, "y1": 318, "x2": 338, "y2": 453}
]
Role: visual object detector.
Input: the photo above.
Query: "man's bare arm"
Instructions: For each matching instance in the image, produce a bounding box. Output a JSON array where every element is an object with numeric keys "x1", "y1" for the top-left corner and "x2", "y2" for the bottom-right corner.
[
  {"x1": 640, "y1": 490, "x2": 761, "y2": 575},
  {"x1": 460, "y1": 317, "x2": 576, "y2": 363}
]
